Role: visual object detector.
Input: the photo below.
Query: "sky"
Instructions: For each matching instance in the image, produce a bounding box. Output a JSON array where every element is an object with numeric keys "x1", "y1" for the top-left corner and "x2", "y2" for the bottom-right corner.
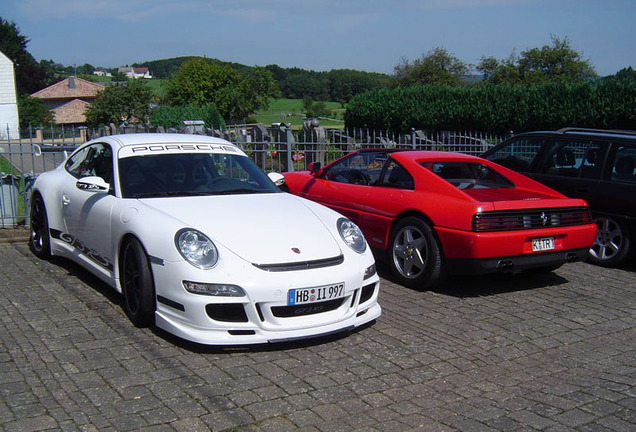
[{"x1": 1, "y1": 0, "x2": 635, "y2": 77}]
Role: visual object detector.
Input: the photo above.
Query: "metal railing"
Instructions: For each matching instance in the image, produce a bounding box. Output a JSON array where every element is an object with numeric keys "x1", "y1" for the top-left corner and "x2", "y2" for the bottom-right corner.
[{"x1": 0, "y1": 124, "x2": 504, "y2": 229}]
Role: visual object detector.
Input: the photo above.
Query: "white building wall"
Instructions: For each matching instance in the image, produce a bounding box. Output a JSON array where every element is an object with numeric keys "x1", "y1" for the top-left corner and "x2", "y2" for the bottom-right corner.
[{"x1": 0, "y1": 51, "x2": 20, "y2": 140}]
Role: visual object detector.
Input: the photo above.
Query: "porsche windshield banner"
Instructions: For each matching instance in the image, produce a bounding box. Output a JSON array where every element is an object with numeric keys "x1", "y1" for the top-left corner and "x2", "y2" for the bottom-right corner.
[{"x1": 118, "y1": 143, "x2": 243, "y2": 158}]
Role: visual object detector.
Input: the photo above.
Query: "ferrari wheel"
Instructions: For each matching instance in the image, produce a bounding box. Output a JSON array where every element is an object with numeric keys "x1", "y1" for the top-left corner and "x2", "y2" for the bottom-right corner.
[
  {"x1": 588, "y1": 216, "x2": 631, "y2": 267},
  {"x1": 388, "y1": 217, "x2": 444, "y2": 289},
  {"x1": 121, "y1": 237, "x2": 155, "y2": 327},
  {"x1": 29, "y1": 194, "x2": 51, "y2": 259}
]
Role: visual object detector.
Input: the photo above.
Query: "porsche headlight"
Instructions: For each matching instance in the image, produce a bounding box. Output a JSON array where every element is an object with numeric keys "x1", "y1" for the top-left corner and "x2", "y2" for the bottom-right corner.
[
  {"x1": 175, "y1": 229, "x2": 218, "y2": 269},
  {"x1": 183, "y1": 281, "x2": 245, "y2": 297},
  {"x1": 337, "y1": 218, "x2": 367, "y2": 253}
]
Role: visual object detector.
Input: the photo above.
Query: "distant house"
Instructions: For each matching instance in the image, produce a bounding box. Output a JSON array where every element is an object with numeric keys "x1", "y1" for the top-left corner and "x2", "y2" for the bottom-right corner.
[
  {"x1": 0, "y1": 50, "x2": 19, "y2": 139},
  {"x1": 93, "y1": 67, "x2": 112, "y2": 77},
  {"x1": 30, "y1": 76, "x2": 105, "y2": 126},
  {"x1": 118, "y1": 66, "x2": 152, "y2": 79}
]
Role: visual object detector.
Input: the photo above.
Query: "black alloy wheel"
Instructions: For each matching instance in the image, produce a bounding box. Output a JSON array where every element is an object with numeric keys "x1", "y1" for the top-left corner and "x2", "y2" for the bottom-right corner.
[
  {"x1": 29, "y1": 194, "x2": 51, "y2": 259},
  {"x1": 121, "y1": 237, "x2": 156, "y2": 327}
]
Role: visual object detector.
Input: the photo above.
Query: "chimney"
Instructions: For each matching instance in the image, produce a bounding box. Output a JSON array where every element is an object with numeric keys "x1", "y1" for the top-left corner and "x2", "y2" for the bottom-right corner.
[{"x1": 68, "y1": 76, "x2": 76, "y2": 89}]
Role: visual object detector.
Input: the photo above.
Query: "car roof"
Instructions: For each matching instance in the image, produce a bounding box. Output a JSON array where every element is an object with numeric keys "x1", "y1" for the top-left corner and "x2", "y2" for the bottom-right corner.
[
  {"x1": 388, "y1": 150, "x2": 484, "y2": 163},
  {"x1": 83, "y1": 133, "x2": 246, "y2": 158},
  {"x1": 353, "y1": 148, "x2": 484, "y2": 161},
  {"x1": 506, "y1": 128, "x2": 636, "y2": 141}
]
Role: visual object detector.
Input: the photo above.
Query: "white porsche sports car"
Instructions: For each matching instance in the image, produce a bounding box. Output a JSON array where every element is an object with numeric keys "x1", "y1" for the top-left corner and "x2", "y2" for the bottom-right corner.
[{"x1": 29, "y1": 134, "x2": 381, "y2": 345}]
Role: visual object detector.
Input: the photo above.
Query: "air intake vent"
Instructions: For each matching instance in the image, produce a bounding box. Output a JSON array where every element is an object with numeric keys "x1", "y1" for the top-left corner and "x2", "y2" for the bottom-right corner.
[{"x1": 253, "y1": 255, "x2": 344, "y2": 272}]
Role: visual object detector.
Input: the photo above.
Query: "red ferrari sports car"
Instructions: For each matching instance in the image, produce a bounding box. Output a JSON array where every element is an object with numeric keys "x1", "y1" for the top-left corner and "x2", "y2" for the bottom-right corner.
[{"x1": 282, "y1": 149, "x2": 597, "y2": 289}]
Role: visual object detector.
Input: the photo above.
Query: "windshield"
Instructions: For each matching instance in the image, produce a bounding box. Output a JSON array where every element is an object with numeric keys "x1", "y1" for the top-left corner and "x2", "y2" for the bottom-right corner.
[
  {"x1": 421, "y1": 161, "x2": 514, "y2": 189},
  {"x1": 118, "y1": 153, "x2": 280, "y2": 198}
]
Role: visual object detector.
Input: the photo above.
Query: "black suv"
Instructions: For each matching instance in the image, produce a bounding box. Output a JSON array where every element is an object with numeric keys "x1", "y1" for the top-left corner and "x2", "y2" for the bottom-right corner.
[{"x1": 482, "y1": 128, "x2": 636, "y2": 267}]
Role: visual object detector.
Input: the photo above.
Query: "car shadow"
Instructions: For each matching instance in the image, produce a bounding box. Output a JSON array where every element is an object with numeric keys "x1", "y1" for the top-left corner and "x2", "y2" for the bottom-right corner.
[
  {"x1": 374, "y1": 259, "x2": 570, "y2": 298},
  {"x1": 155, "y1": 320, "x2": 377, "y2": 354},
  {"x1": 433, "y1": 271, "x2": 570, "y2": 298},
  {"x1": 47, "y1": 256, "x2": 123, "y2": 306},
  {"x1": 30, "y1": 251, "x2": 377, "y2": 354}
]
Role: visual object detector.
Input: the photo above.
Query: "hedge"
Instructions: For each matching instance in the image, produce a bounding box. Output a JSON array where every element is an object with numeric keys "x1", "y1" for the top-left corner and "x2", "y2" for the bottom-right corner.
[
  {"x1": 149, "y1": 103, "x2": 226, "y2": 130},
  {"x1": 344, "y1": 79, "x2": 636, "y2": 134}
]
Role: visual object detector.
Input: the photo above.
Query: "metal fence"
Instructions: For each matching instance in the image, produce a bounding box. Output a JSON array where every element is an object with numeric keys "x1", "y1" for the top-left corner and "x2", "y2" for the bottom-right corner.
[{"x1": 0, "y1": 124, "x2": 504, "y2": 229}]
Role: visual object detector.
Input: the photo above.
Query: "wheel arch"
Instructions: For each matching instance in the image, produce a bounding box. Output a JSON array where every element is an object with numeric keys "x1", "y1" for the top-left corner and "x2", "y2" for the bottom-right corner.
[
  {"x1": 388, "y1": 210, "x2": 443, "y2": 253},
  {"x1": 29, "y1": 188, "x2": 56, "y2": 232},
  {"x1": 114, "y1": 232, "x2": 152, "y2": 293}
]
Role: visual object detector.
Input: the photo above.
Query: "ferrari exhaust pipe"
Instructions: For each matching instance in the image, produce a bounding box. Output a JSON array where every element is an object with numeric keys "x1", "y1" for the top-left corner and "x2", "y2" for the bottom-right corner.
[{"x1": 497, "y1": 260, "x2": 514, "y2": 272}]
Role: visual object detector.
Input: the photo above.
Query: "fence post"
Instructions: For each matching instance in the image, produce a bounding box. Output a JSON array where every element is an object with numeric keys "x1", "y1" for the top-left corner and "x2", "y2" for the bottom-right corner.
[{"x1": 284, "y1": 125, "x2": 294, "y2": 172}]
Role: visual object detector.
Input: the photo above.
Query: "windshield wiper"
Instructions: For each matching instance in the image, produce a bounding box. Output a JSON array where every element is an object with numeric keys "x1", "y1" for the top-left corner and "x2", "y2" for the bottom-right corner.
[
  {"x1": 214, "y1": 188, "x2": 262, "y2": 195},
  {"x1": 132, "y1": 191, "x2": 211, "y2": 198}
]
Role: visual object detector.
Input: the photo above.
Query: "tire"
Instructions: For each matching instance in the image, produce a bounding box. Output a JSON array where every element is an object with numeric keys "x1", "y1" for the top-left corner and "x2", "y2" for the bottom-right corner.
[
  {"x1": 29, "y1": 194, "x2": 51, "y2": 259},
  {"x1": 388, "y1": 217, "x2": 444, "y2": 289},
  {"x1": 120, "y1": 237, "x2": 155, "y2": 327},
  {"x1": 588, "y1": 216, "x2": 631, "y2": 267}
]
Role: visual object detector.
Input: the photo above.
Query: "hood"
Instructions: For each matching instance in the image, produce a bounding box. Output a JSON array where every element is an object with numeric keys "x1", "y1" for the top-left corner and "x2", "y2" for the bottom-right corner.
[{"x1": 140, "y1": 193, "x2": 342, "y2": 265}]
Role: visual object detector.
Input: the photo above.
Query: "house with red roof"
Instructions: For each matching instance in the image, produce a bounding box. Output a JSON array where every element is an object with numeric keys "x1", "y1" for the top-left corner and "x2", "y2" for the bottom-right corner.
[
  {"x1": 118, "y1": 67, "x2": 152, "y2": 79},
  {"x1": 30, "y1": 76, "x2": 105, "y2": 126}
]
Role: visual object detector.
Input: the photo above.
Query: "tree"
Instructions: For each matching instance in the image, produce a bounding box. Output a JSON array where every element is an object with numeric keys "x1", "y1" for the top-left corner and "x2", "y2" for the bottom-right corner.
[
  {"x1": 235, "y1": 67, "x2": 281, "y2": 118},
  {"x1": 110, "y1": 70, "x2": 128, "y2": 82},
  {"x1": 0, "y1": 17, "x2": 53, "y2": 94},
  {"x1": 164, "y1": 58, "x2": 279, "y2": 120},
  {"x1": 610, "y1": 66, "x2": 636, "y2": 81},
  {"x1": 85, "y1": 79, "x2": 153, "y2": 127},
  {"x1": 393, "y1": 47, "x2": 470, "y2": 87},
  {"x1": 17, "y1": 95, "x2": 53, "y2": 127},
  {"x1": 477, "y1": 36, "x2": 597, "y2": 85},
  {"x1": 77, "y1": 63, "x2": 95, "y2": 76},
  {"x1": 164, "y1": 58, "x2": 240, "y2": 107}
]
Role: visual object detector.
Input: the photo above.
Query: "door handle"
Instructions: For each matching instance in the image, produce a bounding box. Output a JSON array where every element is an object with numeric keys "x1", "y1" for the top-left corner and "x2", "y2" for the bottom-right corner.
[{"x1": 62, "y1": 195, "x2": 70, "y2": 206}]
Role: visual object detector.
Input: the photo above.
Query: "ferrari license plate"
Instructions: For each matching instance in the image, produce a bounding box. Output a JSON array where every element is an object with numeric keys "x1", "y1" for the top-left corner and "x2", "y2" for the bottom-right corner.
[
  {"x1": 288, "y1": 283, "x2": 345, "y2": 305},
  {"x1": 532, "y1": 237, "x2": 555, "y2": 252}
]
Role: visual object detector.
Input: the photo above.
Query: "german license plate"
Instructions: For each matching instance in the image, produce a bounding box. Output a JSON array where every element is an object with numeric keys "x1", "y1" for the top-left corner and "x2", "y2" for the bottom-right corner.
[
  {"x1": 532, "y1": 237, "x2": 555, "y2": 252},
  {"x1": 288, "y1": 283, "x2": 345, "y2": 305}
]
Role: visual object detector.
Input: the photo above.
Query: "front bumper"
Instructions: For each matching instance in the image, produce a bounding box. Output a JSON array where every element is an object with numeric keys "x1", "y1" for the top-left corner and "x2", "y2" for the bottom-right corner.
[{"x1": 149, "y1": 255, "x2": 381, "y2": 345}]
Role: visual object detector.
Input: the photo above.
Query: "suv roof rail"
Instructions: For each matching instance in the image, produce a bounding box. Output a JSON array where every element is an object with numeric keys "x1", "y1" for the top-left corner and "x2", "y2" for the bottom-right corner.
[{"x1": 557, "y1": 127, "x2": 636, "y2": 137}]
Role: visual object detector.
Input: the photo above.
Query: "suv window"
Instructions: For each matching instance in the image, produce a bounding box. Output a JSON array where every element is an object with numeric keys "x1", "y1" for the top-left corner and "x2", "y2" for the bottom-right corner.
[
  {"x1": 611, "y1": 145, "x2": 636, "y2": 183},
  {"x1": 535, "y1": 139, "x2": 609, "y2": 179},
  {"x1": 486, "y1": 136, "x2": 546, "y2": 171}
]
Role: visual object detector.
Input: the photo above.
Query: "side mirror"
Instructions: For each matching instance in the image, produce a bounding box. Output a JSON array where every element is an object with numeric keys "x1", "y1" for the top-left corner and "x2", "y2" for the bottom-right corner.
[
  {"x1": 309, "y1": 162, "x2": 322, "y2": 175},
  {"x1": 76, "y1": 176, "x2": 110, "y2": 192},
  {"x1": 267, "y1": 172, "x2": 285, "y2": 186}
]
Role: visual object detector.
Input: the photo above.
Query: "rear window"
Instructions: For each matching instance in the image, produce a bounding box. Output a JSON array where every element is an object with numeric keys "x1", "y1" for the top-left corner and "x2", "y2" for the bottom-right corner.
[{"x1": 422, "y1": 161, "x2": 514, "y2": 189}]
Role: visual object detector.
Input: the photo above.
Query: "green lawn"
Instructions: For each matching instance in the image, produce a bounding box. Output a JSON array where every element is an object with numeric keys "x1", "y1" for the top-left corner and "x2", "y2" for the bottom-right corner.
[
  {"x1": 0, "y1": 155, "x2": 16, "y2": 175},
  {"x1": 253, "y1": 99, "x2": 345, "y2": 130}
]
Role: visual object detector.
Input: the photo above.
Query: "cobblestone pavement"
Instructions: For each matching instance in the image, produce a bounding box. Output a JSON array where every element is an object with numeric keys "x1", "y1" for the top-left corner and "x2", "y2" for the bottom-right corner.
[{"x1": 1, "y1": 237, "x2": 634, "y2": 431}]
